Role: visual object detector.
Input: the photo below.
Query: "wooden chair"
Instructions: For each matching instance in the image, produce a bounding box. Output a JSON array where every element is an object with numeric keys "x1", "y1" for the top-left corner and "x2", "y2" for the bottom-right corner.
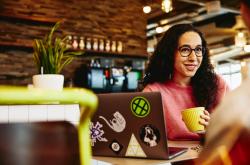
[
  {"x1": 0, "y1": 86, "x2": 98, "y2": 165},
  {"x1": 0, "y1": 121, "x2": 79, "y2": 165}
]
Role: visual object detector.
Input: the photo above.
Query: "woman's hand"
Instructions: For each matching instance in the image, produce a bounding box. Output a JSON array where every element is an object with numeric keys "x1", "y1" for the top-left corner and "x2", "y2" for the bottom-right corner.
[
  {"x1": 199, "y1": 110, "x2": 210, "y2": 128},
  {"x1": 197, "y1": 110, "x2": 210, "y2": 142}
]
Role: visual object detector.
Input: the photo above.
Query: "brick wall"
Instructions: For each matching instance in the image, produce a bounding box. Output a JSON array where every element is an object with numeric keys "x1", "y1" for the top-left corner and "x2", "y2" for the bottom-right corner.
[{"x1": 0, "y1": 0, "x2": 147, "y2": 85}]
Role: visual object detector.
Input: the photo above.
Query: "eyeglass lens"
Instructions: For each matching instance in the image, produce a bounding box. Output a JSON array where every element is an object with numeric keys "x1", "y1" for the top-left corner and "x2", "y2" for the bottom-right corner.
[{"x1": 179, "y1": 46, "x2": 204, "y2": 57}]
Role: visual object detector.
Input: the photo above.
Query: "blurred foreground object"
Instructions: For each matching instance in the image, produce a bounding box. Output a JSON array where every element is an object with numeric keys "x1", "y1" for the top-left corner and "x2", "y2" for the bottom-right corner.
[
  {"x1": 197, "y1": 78, "x2": 250, "y2": 165},
  {"x1": 0, "y1": 86, "x2": 98, "y2": 165}
]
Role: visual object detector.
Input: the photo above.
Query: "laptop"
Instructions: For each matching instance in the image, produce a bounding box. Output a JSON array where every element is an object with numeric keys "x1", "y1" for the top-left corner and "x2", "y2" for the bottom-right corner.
[{"x1": 90, "y1": 92, "x2": 188, "y2": 159}]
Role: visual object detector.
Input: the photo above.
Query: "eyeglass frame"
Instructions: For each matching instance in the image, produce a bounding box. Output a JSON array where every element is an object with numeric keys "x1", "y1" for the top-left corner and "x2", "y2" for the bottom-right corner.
[{"x1": 177, "y1": 45, "x2": 205, "y2": 57}]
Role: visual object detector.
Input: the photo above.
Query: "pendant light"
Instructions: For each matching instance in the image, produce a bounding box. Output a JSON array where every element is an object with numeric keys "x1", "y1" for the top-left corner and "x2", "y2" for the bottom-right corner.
[{"x1": 161, "y1": 0, "x2": 173, "y2": 13}]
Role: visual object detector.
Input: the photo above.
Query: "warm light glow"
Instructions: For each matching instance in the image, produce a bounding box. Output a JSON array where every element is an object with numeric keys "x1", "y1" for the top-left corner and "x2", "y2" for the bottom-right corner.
[
  {"x1": 156, "y1": 27, "x2": 163, "y2": 33},
  {"x1": 162, "y1": 0, "x2": 173, "y2": 13},
  {"x1": 210, "y1": 59, "x2": 215, "y2": 65},
  {"x1": 235, "y1": 31, "x2": 247, "y2": 47},
  {"x1": 143, "y1": 6, "x2": 151, "y2": 14},
  {"x1": 238, "y1": 32, "x2": 244, "y2": 38},
  {"x1": 244, "y1": 45, "x2": 250, "y2": 52},
  {"x1": 241, "y1": 61, "x2": 246, "y2": 67}
]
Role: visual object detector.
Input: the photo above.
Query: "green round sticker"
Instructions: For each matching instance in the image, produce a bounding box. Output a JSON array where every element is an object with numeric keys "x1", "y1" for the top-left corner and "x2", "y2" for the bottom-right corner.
[{"x1": 130, "y1": 96, "x2": 150, "y2": 117}]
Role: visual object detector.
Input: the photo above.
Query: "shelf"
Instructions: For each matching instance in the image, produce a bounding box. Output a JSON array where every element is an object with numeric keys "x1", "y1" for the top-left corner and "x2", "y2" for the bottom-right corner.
[
  {"x1": 79, "y1": 50, "x2": 148, "y2": 59},
  {"x1": 0, "y1": 41, "x2": 148, "y2": 59},
  {"x1": 0, "y1": 12, "x2": 147, "y2": 59}
]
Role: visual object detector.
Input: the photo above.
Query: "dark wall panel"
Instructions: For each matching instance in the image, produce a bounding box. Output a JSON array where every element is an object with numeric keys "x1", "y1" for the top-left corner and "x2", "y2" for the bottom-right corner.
[{"x1": 0, "y1": 0, "x2": 147, "y2": 85}]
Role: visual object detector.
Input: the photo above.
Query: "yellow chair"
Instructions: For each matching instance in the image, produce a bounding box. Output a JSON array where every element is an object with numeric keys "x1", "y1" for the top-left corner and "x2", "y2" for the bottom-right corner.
[{"x1": 0, "y1": 86, "x2": 98, "y2": 165}]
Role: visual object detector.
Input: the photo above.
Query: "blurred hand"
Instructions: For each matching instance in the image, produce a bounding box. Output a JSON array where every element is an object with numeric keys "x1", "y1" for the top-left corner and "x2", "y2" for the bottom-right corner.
[{"x1": 199, "y1": 110, "x2": 210, "y2": 128}]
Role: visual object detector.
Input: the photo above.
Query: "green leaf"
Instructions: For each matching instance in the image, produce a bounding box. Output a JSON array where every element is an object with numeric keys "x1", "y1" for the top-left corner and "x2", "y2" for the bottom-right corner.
[
  {"x1": 32, "y1": 21, "x2": 83, "y2": 74},
  {"x1": 58, "y1": 57, "x2": 73, "y2": 73}
]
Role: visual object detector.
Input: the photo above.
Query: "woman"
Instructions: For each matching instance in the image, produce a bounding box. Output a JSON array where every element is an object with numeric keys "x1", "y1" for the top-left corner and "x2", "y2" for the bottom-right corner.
[{"x1": 142, "y1": 24, "x2": 229, "y2": 140}]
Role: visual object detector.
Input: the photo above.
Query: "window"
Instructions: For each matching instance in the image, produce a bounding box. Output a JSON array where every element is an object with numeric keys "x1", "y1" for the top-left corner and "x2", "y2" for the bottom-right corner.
[{"x1": 215, "y1": 63, "x2": 242, "y2": 89}]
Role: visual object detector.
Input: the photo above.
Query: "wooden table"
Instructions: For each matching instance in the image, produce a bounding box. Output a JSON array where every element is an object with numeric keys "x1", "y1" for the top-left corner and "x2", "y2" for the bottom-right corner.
[{"x1": 92, "y1": 141, "x2": 201, "y2": 165}]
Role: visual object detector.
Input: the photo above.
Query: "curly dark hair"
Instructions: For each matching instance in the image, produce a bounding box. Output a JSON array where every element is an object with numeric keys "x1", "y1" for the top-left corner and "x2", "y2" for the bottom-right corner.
[{"x1": 143, "y1": 24, "x2": 218, "y2": 111}]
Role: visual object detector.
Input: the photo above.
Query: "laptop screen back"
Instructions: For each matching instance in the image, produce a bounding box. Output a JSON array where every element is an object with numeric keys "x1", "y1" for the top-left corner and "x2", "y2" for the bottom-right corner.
[{"x1": 90, "y1": 92, "x2": 173, "y2": 159}]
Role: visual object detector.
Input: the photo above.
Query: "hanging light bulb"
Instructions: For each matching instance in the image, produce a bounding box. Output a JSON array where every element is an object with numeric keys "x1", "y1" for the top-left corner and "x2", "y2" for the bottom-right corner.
[
  {"x1": 235, "y1": 31, "x2": 247, "y2": 47},
  {"x1": 156, "y1": 27, "x2": 163, "y2": 33},
  {"x1": 161, "y1": 0, "x2": 173, "y2": 13},
  {"x1": 143, "y1": 5, "x2": 151, "y2": 14}
]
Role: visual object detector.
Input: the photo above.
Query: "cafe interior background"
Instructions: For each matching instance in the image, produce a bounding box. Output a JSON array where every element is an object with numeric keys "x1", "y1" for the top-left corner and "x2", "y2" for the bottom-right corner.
[{"x1": 0, "y1": 0, "x2": 246, "y2": 93}]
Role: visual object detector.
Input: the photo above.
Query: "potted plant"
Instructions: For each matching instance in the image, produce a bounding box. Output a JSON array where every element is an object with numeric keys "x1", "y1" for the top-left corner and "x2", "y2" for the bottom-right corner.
[{"x1": 32, "y1": 22, "x2": 82, "y2": 91}]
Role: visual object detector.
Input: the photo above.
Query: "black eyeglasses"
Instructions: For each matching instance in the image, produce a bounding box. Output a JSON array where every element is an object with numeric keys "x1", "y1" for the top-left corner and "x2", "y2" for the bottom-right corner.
[{"x1": 178, "y1": 45, "x2": 205, "y2": 57}]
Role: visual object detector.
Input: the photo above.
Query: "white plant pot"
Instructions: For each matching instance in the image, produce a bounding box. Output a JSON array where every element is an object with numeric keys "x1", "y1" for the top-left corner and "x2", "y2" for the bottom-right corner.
[{"x1": 32, "y1": 74, "x2": 64, "y2": 91}]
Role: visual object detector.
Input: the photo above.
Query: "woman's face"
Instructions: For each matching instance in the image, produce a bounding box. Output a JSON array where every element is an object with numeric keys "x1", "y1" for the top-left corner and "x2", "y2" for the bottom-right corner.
[{"x1": 173, "y1": 31, "x2": 203, "y2": 80}]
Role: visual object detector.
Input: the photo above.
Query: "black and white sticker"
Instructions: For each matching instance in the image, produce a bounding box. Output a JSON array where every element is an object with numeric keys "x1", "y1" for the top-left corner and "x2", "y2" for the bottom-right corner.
[
  {"x1": 99, "y1": 111, "x2": 126, "y2": 132},
  {"x1": 139, "y1": 124, "x2": 160, "y2": 147},
  {"x1": 109, "y1": 139, "x2": 123, "y2": 154}
]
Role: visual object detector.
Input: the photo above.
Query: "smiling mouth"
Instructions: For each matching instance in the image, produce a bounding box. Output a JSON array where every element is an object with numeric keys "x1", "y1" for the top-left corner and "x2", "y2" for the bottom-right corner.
[{"x1": 185, "y1": 64, "x2": 197, "y2": 71}]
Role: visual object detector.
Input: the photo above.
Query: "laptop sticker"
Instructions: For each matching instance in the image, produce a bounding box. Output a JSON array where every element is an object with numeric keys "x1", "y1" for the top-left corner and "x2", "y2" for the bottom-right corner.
[
  {"x1": 125, "y1": 134, "x2": 147, "y2": 157},
  {"x1": 99, "y1": 111, "x2": 126, "y2": 132},
  {"x1": 109, "y1": 139, "x2": 123, "y2": 155},
  {"x1": 90, "y1": 121, "x2": 108, "y2": 146},
  {"x1": 131, "y1": 96, "x2": 150, "y2": 118},
  {"x1": 139, "y1": 124, "x2": 160, "y2": 147}
]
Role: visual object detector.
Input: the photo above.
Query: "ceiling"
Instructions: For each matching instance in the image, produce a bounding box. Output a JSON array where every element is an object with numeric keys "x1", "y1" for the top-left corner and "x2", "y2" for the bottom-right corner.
[
  {"x1": 146, "y1": 0, "x2": 240, "y2": 22},
  {"x1": 144, "y1": 0, "x2": 250, "y2": 63}
]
